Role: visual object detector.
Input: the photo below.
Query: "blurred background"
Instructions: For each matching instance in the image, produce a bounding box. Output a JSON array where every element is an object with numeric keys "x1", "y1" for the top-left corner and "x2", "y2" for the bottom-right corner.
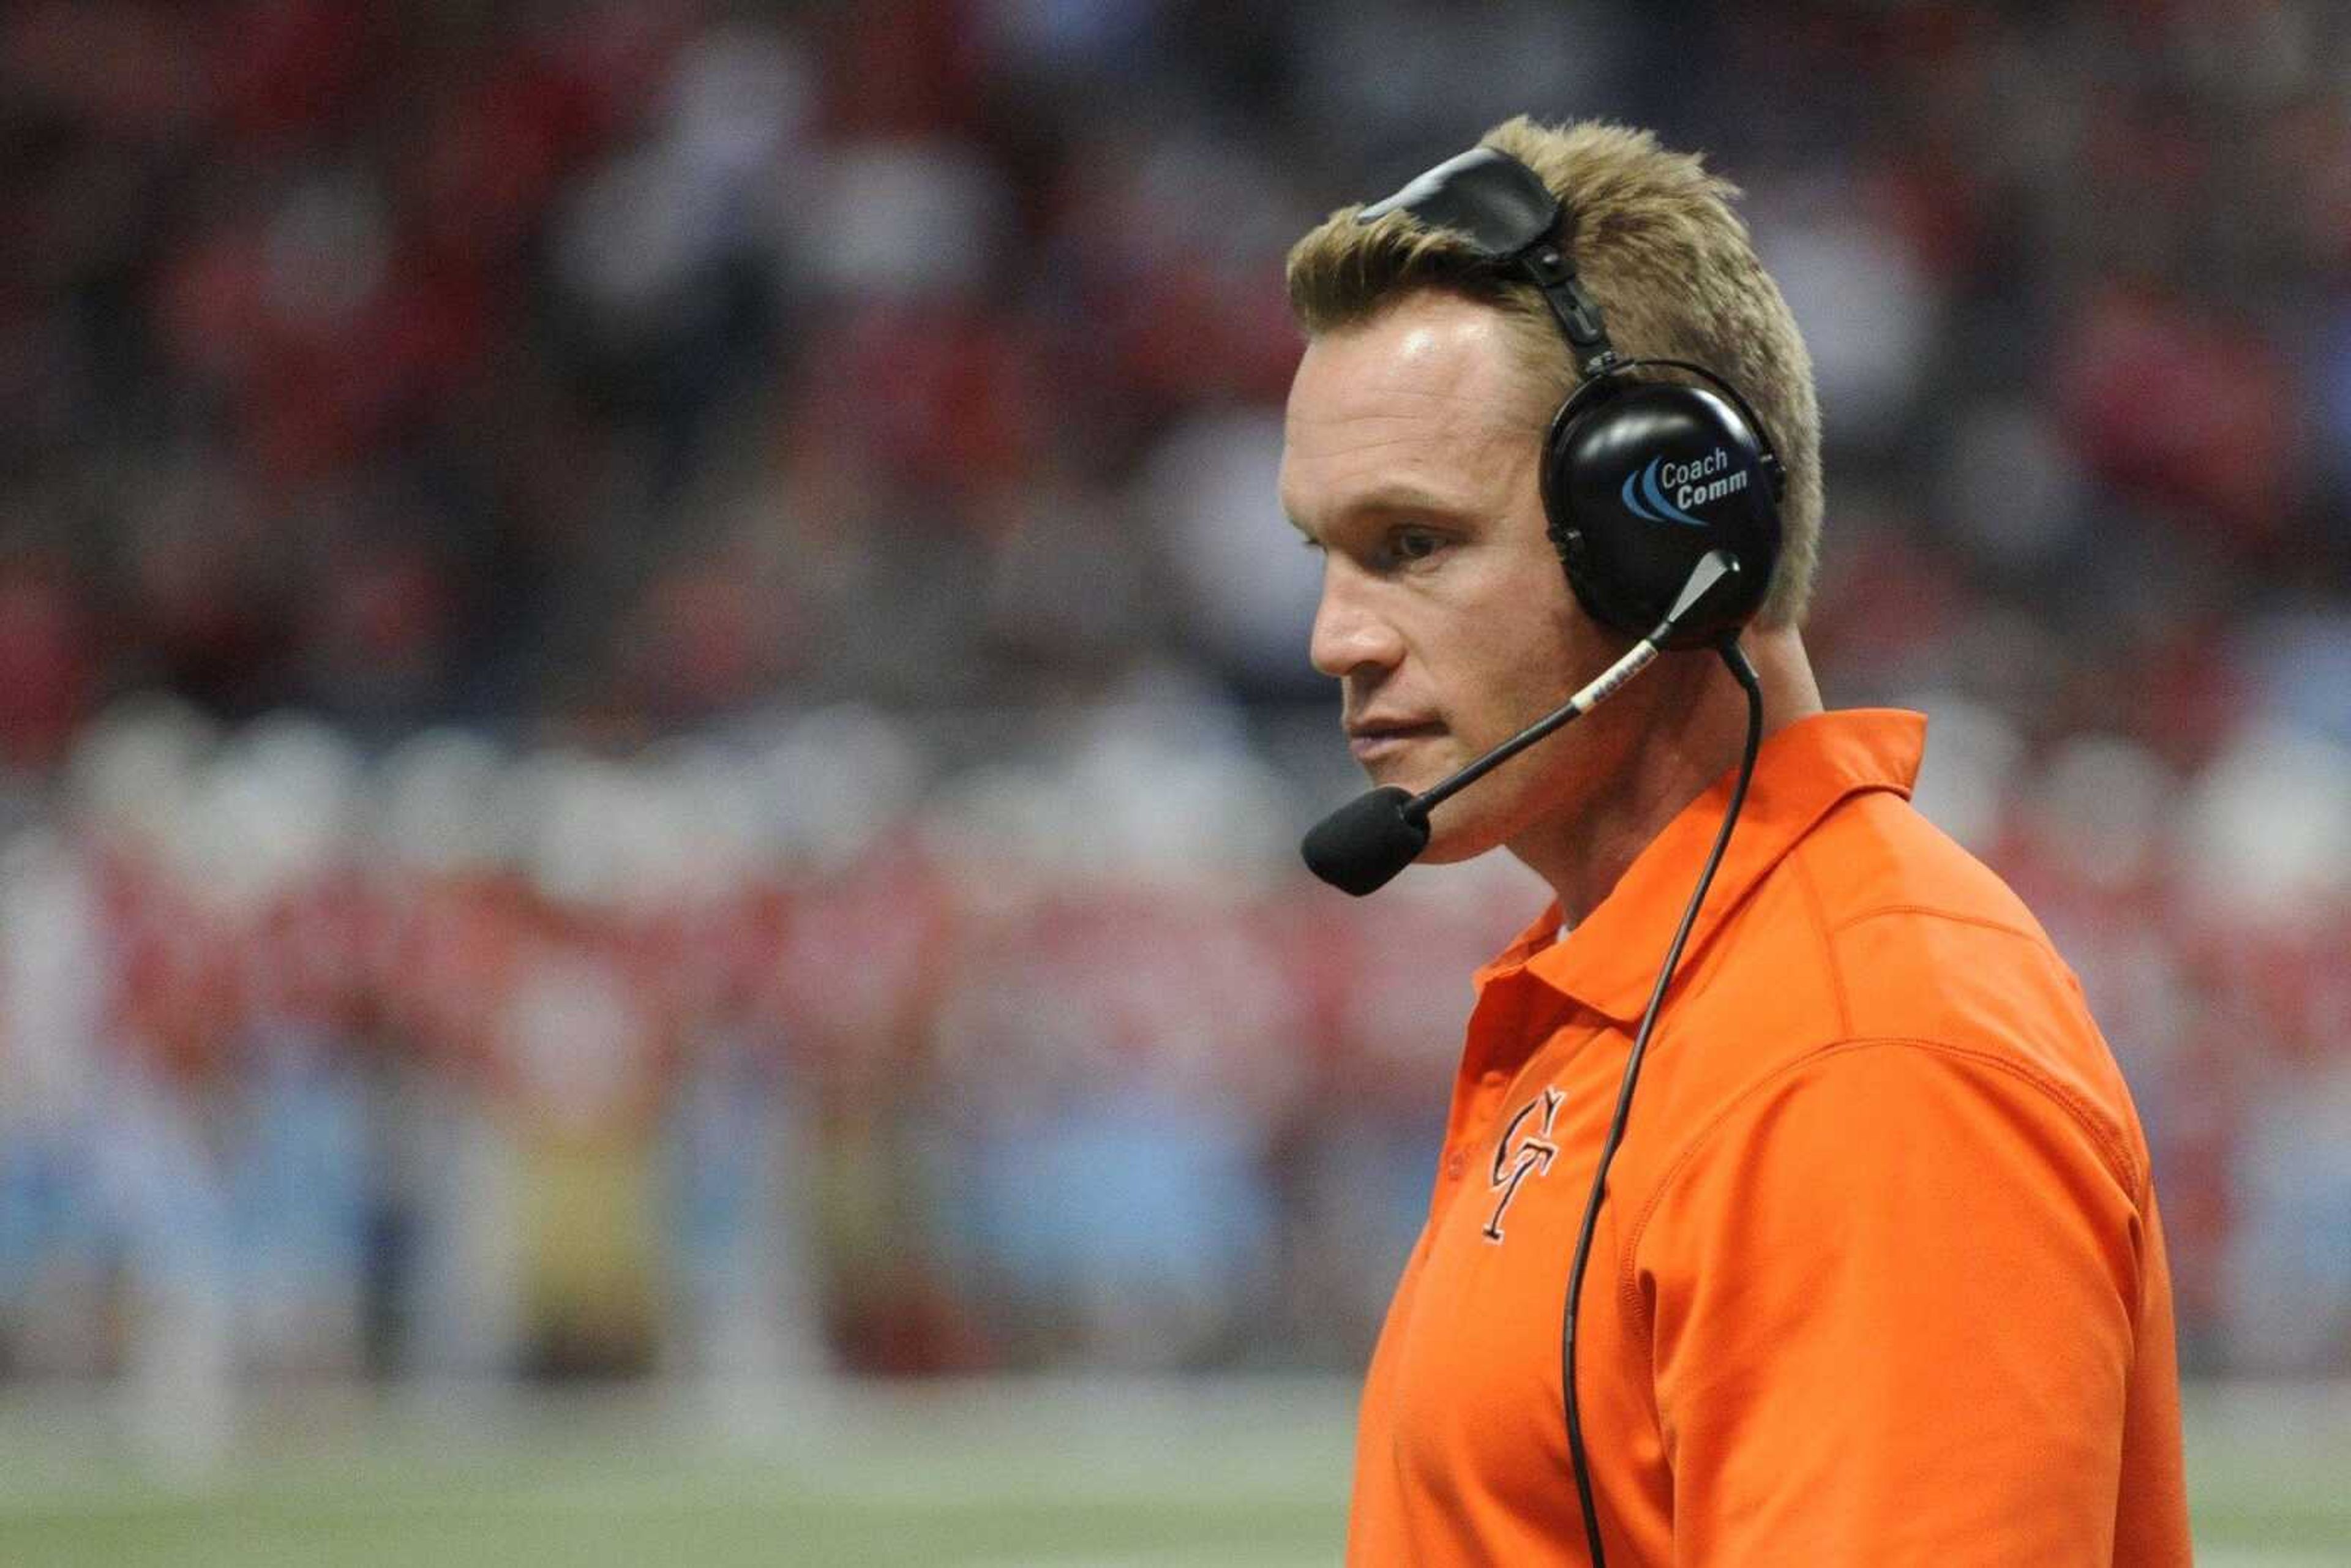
[{"x1": 0, "y1": 0, "x2": 2347, "y2": 1562}]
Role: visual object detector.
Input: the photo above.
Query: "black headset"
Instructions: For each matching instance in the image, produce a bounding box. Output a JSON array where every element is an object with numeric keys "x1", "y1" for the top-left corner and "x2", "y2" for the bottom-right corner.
[
  {"x1": 1355, "y1": 145, "x2": 1785, "y2": 648},
  {"x1": 1354, "y1": 143, "x2": 1787, "y2": 1567}
]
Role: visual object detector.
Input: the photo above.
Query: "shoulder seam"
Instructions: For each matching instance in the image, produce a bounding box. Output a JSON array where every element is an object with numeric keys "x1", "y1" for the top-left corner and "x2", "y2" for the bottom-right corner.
[
  {"x1": 1788, "y1": 846, "x2": 1851, "y2": 1038},
  {"x1": 1614, "y1": 1034, "x2": 2146, "y2": 1337},
  {"x1": 1826, "y1": 902, "x2": 2042, "y2": 944}
]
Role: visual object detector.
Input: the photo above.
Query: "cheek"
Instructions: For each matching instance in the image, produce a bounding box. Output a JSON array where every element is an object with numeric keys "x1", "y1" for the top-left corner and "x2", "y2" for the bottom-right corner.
[{"x1": 1474, "y1": 584, "x2": 1591, "y2": 722}]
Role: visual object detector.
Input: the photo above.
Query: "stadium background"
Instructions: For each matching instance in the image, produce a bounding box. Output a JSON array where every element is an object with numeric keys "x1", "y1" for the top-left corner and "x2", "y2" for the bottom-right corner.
[{"x1": 0, "y1": 0, "x2": 2347, "y2": 1561}]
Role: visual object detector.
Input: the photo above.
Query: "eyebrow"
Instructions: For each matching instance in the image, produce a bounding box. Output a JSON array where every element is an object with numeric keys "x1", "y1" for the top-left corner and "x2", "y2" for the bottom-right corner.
[{"x1": 1286, "y1": 481, "x2": 1478, "y2": 537}]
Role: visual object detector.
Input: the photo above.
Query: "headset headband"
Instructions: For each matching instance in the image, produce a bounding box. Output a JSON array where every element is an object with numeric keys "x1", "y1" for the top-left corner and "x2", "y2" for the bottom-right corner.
[
  {"x1": 1357, "y1": 144, "x2": 1785, "y2": 502},
  {"x1": 1356, "y1": 146, "x2": 1616, "y2": 377}
]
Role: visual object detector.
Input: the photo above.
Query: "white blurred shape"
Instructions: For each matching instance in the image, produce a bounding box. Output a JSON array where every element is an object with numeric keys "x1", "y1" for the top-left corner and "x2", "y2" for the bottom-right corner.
[
  {"x1": 572, "y1": 749, "x2": 772, "y2": 915},
  {"x1": 1753, "y1": 192, "x2": 1936, "y2": 447},
  {"x1": 921, "y1": 759, "x2": 1073, "y2": 912},
  {"x1": 760, "y1": 703, "x2": 929, "y2": 872},
  {"x1": 642, "y1": 740, "x2": 769, "y2": 899},
  {"x1": 377, "y1": 728, "x2": 512, "y2": 876},
  {"x1": 174, "y1": 715, "x2": 361, "y2": 915},
  {"x1": 1147, "y1": 409, "x2": 1321, "y2": 681},
  {"x1": 1065, "y1": 683, "x2": 1294, "y2": 889},
  {"x1": 2029, "y1": 732, "x2": 2173, "y2": 889},
  {"x1": 65, "y1": 692, "x2": 219, "y2": 856},
  {"x1": 263, "y1": 169, "x2": 388, "y2": 332},
  {"x1": 809, "y1": 141, "x2": 1009, "y2": 301},
  {"x1": 0, "y1": 827, "x2": 105, "y2": 1115},
  {"x1": 1905, "y1": 691, "x2": 2027, "y2": 854},
  {"x1": 2180, "y1": 718, "x2": 2351, "y2": 925},
  {"x1": 554, "y1": 144, "x2": 724, "y2": 328},
  {"x1": 662, "y1": 23, "x2": 812, "y2": 181},
  {"x1": 923, "y1": 674, "x2": 1295, "y2": 899},
  {"x1": 513, "y1": 751, "x2": 640, "y2": 909},
  {"x1": 503, "y1": 943, "x2": 645, "y2": 1132}
]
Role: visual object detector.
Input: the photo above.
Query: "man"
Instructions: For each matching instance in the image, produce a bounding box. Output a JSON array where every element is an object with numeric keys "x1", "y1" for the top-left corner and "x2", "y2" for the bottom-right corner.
[{"x1": 1277, "y1": 116, "x2": 2192, "y2": 1564}]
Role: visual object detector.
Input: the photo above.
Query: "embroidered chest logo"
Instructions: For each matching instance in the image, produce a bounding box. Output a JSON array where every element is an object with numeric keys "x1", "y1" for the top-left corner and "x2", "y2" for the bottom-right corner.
[{"x1": 1482, "y1": 1086, "x2": 1565, "y2": 1243}]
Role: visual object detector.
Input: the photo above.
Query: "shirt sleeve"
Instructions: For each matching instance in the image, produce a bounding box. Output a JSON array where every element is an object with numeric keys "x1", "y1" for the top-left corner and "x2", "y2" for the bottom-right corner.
[{"x1": 1632, "y1": 1037, "x2": 2150, "y2": 1566}]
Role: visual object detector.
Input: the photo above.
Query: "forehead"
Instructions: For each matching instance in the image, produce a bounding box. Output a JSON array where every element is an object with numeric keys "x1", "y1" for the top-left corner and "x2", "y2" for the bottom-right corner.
[{"x1": 1278, "y1": 293, "x2": 1551, "y2": 525}]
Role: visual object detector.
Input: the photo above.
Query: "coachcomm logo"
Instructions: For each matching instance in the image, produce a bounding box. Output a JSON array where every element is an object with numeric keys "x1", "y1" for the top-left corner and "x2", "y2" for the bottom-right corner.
[{"x1": 1620, "y1": 447, "x2": 1749, "y2": 528}]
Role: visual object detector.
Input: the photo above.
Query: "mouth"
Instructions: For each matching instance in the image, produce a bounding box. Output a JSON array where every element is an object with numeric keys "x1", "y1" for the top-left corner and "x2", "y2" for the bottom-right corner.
[{"x1": 1347, "y1": 720, "x2": 1445, "y2": 763}]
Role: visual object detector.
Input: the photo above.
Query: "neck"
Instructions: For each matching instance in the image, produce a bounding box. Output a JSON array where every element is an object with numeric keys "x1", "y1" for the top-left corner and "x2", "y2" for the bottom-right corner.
[{"x1": 1515, "y1": 625, "x2": 1821, "y2": 925}]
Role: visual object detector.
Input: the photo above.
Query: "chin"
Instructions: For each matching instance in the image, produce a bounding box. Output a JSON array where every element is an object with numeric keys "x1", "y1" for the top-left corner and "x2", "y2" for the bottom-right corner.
[{"x1": 1416, "y1": 799, "x2": 1515, "y2": 867}]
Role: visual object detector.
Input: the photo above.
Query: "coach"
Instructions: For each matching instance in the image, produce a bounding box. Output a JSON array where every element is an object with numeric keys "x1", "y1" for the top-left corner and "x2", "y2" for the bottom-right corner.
[{"x1": 1278, "y1": 116, "x2": 2192, "y2": 1564}]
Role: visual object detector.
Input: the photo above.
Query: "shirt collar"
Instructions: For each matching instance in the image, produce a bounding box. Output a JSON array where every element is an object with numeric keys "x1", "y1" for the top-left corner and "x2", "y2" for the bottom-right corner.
[{"x1": 1475, "y1": 709, "x2": 1927, "y2": 1022}]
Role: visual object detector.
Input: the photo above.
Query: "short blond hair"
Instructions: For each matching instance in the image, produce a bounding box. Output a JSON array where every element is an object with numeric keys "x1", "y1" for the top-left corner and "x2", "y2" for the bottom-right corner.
[{"x1": 1285, "y1": 116, "x2": 1823, "y2": 628}]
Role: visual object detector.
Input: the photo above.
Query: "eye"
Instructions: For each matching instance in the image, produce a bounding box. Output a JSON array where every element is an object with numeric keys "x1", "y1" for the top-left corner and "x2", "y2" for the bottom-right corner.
[{"x1": 1389, "y1": 525, "x2": 1445, "y2": 565}]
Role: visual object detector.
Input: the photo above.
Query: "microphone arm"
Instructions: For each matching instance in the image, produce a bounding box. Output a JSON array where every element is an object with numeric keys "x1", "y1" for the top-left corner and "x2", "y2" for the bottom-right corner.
[
  {"x1": 1301, "y1": 550, "x2": 1745, "y2": 896},
  {"x1": 1409, "y1": 623, "x2": 1654, "y2": 822}
]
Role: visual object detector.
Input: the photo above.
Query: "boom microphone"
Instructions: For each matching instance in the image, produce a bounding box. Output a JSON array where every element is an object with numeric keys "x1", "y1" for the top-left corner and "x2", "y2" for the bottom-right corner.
[
  {"x1": 1300, "y1": 786, "x2": 1428, "y2": 896},
  {"x1": 1300, "y1": 551, "x2": 1745, "y2": 896}
]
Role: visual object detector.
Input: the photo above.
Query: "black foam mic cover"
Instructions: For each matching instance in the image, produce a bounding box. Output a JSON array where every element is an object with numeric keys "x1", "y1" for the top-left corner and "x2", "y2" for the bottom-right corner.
[{"x1": 1301, "y1": 785, "x2": 1430, "y2": 896}]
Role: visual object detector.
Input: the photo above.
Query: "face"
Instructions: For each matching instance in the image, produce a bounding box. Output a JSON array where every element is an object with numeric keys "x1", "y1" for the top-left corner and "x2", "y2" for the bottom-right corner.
[{"x1": 1278, "y1": 291, "x2": 1641, "y2": 867}]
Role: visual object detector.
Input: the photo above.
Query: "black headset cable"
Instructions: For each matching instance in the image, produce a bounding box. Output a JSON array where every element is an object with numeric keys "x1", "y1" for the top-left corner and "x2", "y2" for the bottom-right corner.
[{"x1": 1562, "y1": 636, "x2": 1766, "y2": 1568}]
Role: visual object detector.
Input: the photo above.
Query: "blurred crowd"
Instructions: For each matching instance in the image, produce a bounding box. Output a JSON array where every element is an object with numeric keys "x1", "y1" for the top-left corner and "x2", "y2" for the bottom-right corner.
[{"x1": 2, "y1": 0, "x2": 2349, "y2": 1409}]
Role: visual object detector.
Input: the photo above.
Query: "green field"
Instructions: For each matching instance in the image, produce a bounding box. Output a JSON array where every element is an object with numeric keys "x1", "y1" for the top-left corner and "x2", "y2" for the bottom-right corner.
[{"x1": 0, "y1": 1378, "x2": 2340, "y2": 1566}]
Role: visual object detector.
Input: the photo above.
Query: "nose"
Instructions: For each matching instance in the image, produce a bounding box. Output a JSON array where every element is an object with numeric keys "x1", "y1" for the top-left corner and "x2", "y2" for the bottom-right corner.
[{"x1": 1309, "y1": 559, "x2": 1404, "y2": 681}]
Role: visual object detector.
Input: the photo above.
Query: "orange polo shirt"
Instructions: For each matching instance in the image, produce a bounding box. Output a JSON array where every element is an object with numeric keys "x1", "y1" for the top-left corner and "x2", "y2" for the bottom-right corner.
[{"x1": 1346, "y1": 709, "x2": 2191, "y2": 1566}]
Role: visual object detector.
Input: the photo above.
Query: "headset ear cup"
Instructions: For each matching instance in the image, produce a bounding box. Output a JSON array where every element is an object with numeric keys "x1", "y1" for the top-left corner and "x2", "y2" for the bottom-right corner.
[
  {"x1": 1543, "y1": 379, "x2": 1781, "y2": 647},
  {"x1": 1542, "y1": 378, "x2": 1635, "y2": 635},
  {"x1": 1542, "y1": 386, "x2": 1593, "y2": 621}
]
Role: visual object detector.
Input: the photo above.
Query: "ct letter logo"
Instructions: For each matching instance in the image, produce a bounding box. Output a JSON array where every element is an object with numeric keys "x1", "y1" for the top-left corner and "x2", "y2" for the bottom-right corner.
[{"x1": 1482, "y1": 1086, "x2": 1565, "y2": 1243}]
